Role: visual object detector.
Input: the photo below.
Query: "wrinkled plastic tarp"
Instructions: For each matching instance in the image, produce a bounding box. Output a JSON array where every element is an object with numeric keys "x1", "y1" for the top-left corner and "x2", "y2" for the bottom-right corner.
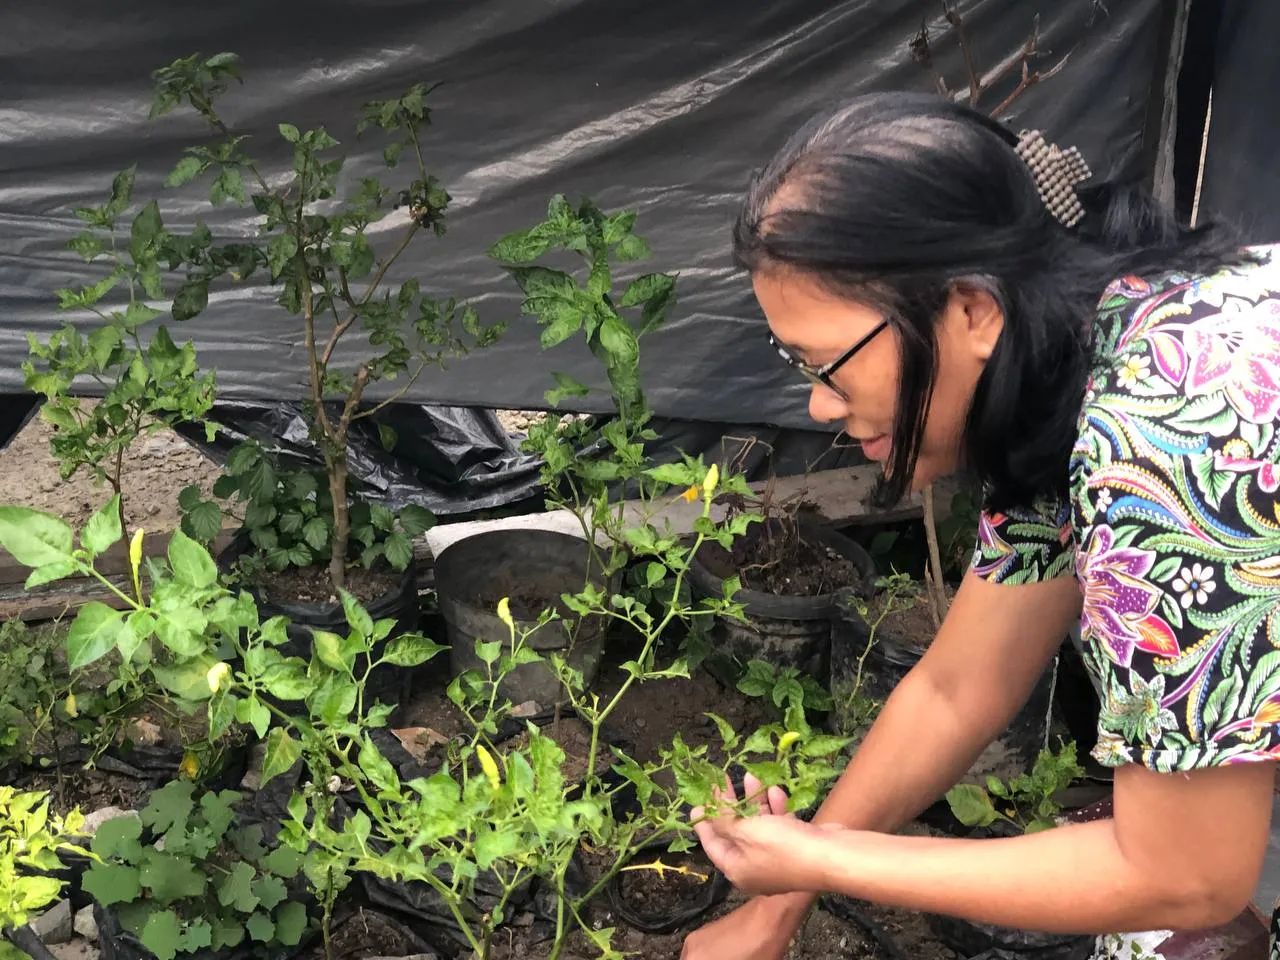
[{"x1": 1, "y1": 0, "x2": 1171, "y2": 434}]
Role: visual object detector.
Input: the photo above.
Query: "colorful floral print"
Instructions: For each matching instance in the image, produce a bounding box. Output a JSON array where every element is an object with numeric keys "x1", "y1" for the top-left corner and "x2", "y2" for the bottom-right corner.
[{"x1": 970, "y1": 245, "x2": 1280, "y2": 772}]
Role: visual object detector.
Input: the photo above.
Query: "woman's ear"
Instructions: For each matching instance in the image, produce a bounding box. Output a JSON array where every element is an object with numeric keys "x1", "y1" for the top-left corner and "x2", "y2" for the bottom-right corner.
[{"x1": 946, "y1": 283, "x2": 1004, "y2": 361}]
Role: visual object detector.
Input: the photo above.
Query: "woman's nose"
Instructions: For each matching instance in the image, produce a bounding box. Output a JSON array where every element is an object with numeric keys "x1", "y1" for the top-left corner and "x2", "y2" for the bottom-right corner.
[{"x1": 807, "y1": 383, "x2": 847, "y2": 424}]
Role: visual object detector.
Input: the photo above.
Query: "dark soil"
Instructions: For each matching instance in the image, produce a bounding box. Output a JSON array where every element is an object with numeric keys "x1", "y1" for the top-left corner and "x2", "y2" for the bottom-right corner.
[
  {"x1": 616, "y1": 847, "x2": 717, "y2": 921},
  {"x1": 497, "y1": 716, "x2": 614, "y2": 785},
  {"x1": 16, "y1": 764, "x2": 152, "y2": 817},
  {"x1": 854, "y1": 584, "x2": 957, "y2": 657},
  {"x1": 305, "y1": 908, "x2": 427, "y2": 960},
  {"x1": 730, "y1": 533, "x2": 858, "y2": 597},
  {"x1": 251, "y1": 562, "x2": 403, "y2": 607},
  {"x1": 469, "y1": 571, "x2": 598, "y2": 622}
]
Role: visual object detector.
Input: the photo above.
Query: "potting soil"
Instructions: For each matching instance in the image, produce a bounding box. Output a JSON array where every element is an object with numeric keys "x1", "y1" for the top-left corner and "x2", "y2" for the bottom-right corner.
[
  {"x1": 251, "y1": 562, "x2": 405, "y2": 607},
  {"x1": 730, "y1": 533, "x2": 858, "y2": 597}
]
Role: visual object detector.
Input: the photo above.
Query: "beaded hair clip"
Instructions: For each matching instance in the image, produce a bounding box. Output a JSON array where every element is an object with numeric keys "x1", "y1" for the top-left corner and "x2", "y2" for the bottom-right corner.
[{"x1": 1013, "y1": 129, "x2": 1093, "y2": 229}]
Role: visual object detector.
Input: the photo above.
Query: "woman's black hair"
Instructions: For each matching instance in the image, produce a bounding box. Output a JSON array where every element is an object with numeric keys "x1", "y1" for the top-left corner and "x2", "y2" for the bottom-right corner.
[{"x1": 734, "y1": 91, "x2": 1251, "y2": 511}]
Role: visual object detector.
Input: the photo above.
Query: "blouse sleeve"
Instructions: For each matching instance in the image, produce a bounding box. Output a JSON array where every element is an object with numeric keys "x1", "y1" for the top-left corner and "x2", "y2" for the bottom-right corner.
[
  {"x1": 1070, "y1": 260, "x2": 1280, "y2": 773},
  {"x1": 968, "y1": 495, "x2": 1077, "y2": 586}
]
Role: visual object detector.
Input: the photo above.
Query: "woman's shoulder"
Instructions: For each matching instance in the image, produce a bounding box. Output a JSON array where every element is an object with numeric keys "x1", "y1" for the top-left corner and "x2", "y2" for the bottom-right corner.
[{"x1": 1089, "y1": 243, "x2": 1280, "y2": 363}]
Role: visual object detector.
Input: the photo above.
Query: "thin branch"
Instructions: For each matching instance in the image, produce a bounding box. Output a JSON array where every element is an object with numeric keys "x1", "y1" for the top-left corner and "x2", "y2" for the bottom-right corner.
[
  {"x1": 922, "y1": 485, "x2": 950, "y2": 624},
  {"x1": 350, "y1": 359, "x2": 430, "y2": 422},
  {"x1": 941, "y1": 1, "x2": 982, "y2": 107}
]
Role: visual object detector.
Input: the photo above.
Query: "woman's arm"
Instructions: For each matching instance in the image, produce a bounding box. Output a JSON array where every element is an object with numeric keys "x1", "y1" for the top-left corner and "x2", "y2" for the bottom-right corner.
[
  {"x1": 703, "y1": 759, "x2": 1275, "y2": 933},
  {"x1": 681, "y1": 571, "x2": 1084, "y2": 957}
]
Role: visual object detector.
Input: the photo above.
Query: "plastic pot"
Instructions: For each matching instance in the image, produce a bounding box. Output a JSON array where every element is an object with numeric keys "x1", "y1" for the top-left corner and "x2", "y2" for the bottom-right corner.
[
  {"x1": 217, "y1": 530, "x2": 420, "y2": 722},
  {"x1": 688, "y1": 519, "x2": 875, "y2": 685},
  {"x1": 432, "y1": 529, "x2": 618, "y2": 708},
  {"x1": 829, "y1": 586, "x2": 1058, "y2": 784},
  {"x1": 605, "y1": 838, "x2": 731, "y2": 935}
]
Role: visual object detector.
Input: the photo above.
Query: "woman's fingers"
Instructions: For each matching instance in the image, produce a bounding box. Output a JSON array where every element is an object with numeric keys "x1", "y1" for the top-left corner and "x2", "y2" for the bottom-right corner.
[{"x1": 766, "y1": 785, "x2": 789, "y2": 816}]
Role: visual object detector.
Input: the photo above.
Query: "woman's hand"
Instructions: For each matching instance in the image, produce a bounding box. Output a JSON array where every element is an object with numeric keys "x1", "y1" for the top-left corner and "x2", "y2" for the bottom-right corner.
[{"x1": 691, "y1": 773, "x2": 841, "y2": 897}]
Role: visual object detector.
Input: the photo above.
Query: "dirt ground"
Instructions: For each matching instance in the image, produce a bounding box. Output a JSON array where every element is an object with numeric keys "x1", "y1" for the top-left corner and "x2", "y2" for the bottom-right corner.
[{"x1": 0, "y1": 408, "x2": 544, "y2": 532}]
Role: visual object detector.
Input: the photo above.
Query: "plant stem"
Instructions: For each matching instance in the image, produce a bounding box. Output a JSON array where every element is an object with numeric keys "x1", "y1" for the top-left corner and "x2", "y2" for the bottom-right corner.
[{"x1": 922, "y1": 485, "x2": 949, "y2": 624}]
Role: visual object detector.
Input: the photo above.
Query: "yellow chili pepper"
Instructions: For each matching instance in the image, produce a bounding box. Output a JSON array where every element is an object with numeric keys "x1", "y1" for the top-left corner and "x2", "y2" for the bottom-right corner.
[
  {"x1": 703, "y1": 463, "x2": 720, "y2": 497},
  {"x1": 777, "y1": 731, "x2": 801, "y2": 752},
  {"x1": 476, "y1": 744, "x2": 502, "y2": 790},
  {"x1": 129, "y1": 528, "x2": 145, "y2": 602}
]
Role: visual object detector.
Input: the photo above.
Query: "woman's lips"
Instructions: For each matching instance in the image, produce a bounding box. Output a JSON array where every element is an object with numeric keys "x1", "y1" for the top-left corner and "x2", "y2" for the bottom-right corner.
[{"x1": 859, "y1": 434, "x2": 891, "y2": 462}]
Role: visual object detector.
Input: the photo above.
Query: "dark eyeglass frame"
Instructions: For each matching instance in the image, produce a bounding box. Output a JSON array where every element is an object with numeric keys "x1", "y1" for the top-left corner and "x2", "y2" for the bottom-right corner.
[{"x1": 768, "y1": 319, "x2": 888, "y2": 399}]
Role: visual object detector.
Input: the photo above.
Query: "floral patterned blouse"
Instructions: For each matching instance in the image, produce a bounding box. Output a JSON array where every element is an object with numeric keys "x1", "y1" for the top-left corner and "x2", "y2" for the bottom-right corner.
[{"x1": 970, "y1": 244, "x2": 1280, "y2": 772}]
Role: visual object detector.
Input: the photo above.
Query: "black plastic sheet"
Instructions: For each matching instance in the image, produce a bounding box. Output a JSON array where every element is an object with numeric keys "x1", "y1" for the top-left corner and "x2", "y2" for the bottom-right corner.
[{"x1": 1, "y1": 0, "x2": 1175, "y2": 433}]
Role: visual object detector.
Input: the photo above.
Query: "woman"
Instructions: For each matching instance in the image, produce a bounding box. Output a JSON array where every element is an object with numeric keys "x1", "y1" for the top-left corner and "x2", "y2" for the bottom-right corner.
[{"x1": 683, "y1": 91, "x2": 1280, "y2": 959}]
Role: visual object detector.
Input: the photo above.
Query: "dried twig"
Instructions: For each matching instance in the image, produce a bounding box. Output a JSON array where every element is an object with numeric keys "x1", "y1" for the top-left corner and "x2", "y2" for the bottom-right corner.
[
  {"x1": 922, "y1": 484, "x2": 950, "y2": 625},
  {"x1": 920, "y1": 5, "x2": 1074, "y2": 119}
]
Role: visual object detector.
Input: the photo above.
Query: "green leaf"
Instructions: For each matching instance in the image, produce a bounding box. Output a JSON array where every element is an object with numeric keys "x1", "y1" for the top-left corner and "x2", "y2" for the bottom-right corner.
[
  {"x1": 274, "y1": 901, "x2": 307, "y2": 946},
  {"x1": 945, "y1": 783, "x2": 997, "y2": 827},
  {"x1": 172, "y1": 279, "x2": 209, "y2": 322},
  {"x1": 25, "y1": 560, "x2": 77, "y2": 589},
  {"x1": 267, "y1": 233, "x2": 298, "y2": 279},
  {"x1": 398, "y1": 504, "x2": 435, "y2": 537},
  {"x1": 140, "y1": 910, "x2": 183, "y2": 960},
  {"x1": 488, "y1": 228, "x2": 552, "y2": 263},
  {"x1": 167, "y1": 527, "x2": 218, "y2": 587},
  {"x1": 359, "y1": 735, "x2": 401, "y2": 794},
  {"x1": 151, "y1": 657, "x2": 219, "y2": 701},
  {"x1": 217, "y1": 861, "x2": 259, "y2": 912},
  {"x1": 382, "y1": 634, "x2": 447, "y2": 667},
  {"x1": 262, "y1": 845, "x2": 304, "y2": 879},
  {"x1": 236, "y1": 696, "x2": 271, "y2": 738},
  {"x1": 278, "y1": 123, "x2": 301, "y2": 143},
  {"x1": 377, "y1": 423, "x2": 397, "y2": 452},
  {"x1": 67, "y1": 602, "x2": 126, "y2": 669},
  {"x1": 131, "y1": 200, "x2": 165, "y2": 252},
  {"x1": 619, "y1": 272, "x2": 674, "y2": 308},
  {"x1": 545, "y1": 371, "x2": 590, "y2": 407},
  {"x1": 261, "y1": 728, "x2": 301, "y2": 785},
  {"x1": 475, "y1": 638, "x2": 502, "y2": 665},
  {"x1": 211, "y1": 918, "x2": 245, "y2": 951},
  {"x1": 260, "y1": 662, "x2": 311, "y2": 700},
  {"x1": 83, "y1": 862, "x2": 143, "y2": 907},
  {"x1": 312, "y1": 630, "x2": 349, "y2": 671},
  {"x1": 0, "y1": 506, "x2": 74, "y2": 567},
  {"x1": 302, "y1": 517, "x2": 330, "y2": 552},
  {"x1": 339, "y1": 589, "x2": 374, "y2": 638},
  {"x1": 82, "y1": 496, "x2": 124, "y2": 557},
  {"x1": 799, "y1": 735, "x2": 849, "y2": 758},
  {"x1": 253, "y1": 874, "x2": 288, "y2": 911},
  {"x1": 246, "y1": 911, "x2": 275, "y2": 943},
  {"x1": 183, "y1": 500, "x2": 223, "y2": 543},
  {"x1": 614, "y1": 233, "x2": 650, "y2": 261},
  {"x1": 140, "y1": 850, "x2": 207, "y2": 902},
  {"x1": 181, "y1": 920, "x2": 213, "y2": 954},
  {"x1": 166, "y1": 155, "x2": 205, "y2": 188},
  {"x1": 90, "y1": 814, "x2": 144, "y2": 859},
  {"x1": 383, "y1": 530, "x2": 413, "y2": 570},
  {"x1": 210, "y1": 167, "x2": 247, "y2": 206},
  {"x1": 473, "y1": 825, "x2": 520, "y2": 868}
]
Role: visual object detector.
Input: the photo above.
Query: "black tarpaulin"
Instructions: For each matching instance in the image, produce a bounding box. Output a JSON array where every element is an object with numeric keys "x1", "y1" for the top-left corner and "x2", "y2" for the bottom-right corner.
[{"x1": 1, "y1": 0, "x2": 1173, "y2": 435}]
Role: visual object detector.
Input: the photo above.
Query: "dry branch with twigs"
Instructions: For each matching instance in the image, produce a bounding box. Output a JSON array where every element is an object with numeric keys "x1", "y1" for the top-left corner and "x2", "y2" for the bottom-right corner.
[{"x1": 913, "y1": 2, "x2": 1073, "y2": 118}]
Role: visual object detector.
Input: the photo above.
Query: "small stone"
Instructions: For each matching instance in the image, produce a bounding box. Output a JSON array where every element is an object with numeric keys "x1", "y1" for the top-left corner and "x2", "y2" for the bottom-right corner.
[
  {"x1": 147, "y1": 503, "x2": 161, "y2": 517},
  {"x1": 510, "y1": 700, "x2": 541, "y2": 718},
  {"x1": 511, "y1": 913, "x2": 535, "y2": 928},
  {"x1": 125, "y1": 718, "x2": 163, "y2": 745},
  {"x1": 80, "y1": 806, "x2": 138, "y2": 835},
  {"x1": 634, "y1": 717, "x2": 647, "y2": 729},
  {"x1": 74, "y1": 906, "x2": 98, "y2": 942},
  {"x1": 240, "y1": 740, "x2": 269, "y2": 792},
  {"x1": 31, "y1": 900, "x2": 73, "y2": 944}
]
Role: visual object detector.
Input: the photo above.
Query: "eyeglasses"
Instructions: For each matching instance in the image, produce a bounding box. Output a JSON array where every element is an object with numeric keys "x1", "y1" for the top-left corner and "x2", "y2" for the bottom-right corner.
[{"x1": 768, "y1": 319, "x2": 888, "y2": 399}]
